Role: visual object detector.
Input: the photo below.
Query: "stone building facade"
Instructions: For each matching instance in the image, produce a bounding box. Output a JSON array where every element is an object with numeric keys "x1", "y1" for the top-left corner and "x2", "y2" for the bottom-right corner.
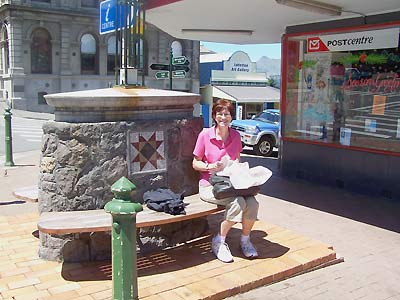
[{"x1": 0, "y1": 0, "x2": 200, "y2": 112}]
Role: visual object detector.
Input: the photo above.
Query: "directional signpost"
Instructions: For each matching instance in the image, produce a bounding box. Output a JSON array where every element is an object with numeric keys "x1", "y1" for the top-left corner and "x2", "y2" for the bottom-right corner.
[
  {"x1": 172, "y1": 70, "x2": 186, "y2": 78},
  {"x1": 172, "y1": 56, "x2": 187, "y2": 65},
  {"x1": 173, "y1": 65, "x2": 190, "y2": 72},
  {"x1": 155, "y1": 71, "x2": 169, "y2": 79},
  {"x1": 150, "y1": 64, "x2": 169, "y2": 71},
  {"x1": 150, "y1": 50, "x2": 190, "y2": 89},
  {"x1": 150, "y1": 64, "x2": 190, "y2": 72}
]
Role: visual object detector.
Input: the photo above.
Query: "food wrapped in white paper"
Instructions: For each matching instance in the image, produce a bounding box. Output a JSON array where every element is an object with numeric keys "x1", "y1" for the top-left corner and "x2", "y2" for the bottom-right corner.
[{"x1": 217, "y1": 156, "x2": 272, "y2": 189}]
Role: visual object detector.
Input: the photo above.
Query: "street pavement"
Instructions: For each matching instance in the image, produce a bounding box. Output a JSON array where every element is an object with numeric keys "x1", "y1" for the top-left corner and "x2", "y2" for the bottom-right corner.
[
  {"x1": 232, "y1": 152, "x2": 400, "y2": 300},
  {"x1": 0, "y1": 105, "x2": 399, "y2": 299},
  {"x1": 0, "y1": 101, "x2": 53, "y2": 155},
  {"x1": 0, "y1": 150, "x2": 39, "y2": 215}
]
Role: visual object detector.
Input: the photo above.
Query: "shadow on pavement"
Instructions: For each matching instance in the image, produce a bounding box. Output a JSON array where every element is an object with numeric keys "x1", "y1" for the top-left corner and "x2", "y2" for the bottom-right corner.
[
  {"x1": 61, "y1": 213, "x2": 289, "y2": 282},
  {"x1": 61, "y1": 232, "x2": 289, "y2": 282},
  {"x1": 11, "y1": 164, "x2": 36, "y2": 167},
  {"x1": 241, "y1": 152, "x2": 400, "y2": 234},
  {"x1": 0, "y1": 200, "x2": 25, "y2": 205}
]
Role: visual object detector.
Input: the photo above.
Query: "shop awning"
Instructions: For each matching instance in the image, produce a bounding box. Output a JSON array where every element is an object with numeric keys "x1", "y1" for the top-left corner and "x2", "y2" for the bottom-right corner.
[
  {"x1": 147, "y1": 1, "x2": 400, "y2": 44},
  {"x1": 213, "y1": 85, "x2": 280, "y2": 103},
  {"x1": 211, "y1": 86, "x2": 235, "y2": 101}
]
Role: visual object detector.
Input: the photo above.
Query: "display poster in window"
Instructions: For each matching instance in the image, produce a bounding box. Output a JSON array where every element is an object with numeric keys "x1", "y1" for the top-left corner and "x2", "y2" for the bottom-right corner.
[
  {"x1": 371, "y1": 95, "x2": 386, "y2": 115},
  {"x1": 365, "y1": 119, "x2": 377, "y2": 133},
  {"x1": 397, "y1": 119, "x2": 400, "y2": 139},
  {"x1": 340, "y1": 128, "x2": 351, "y2": 146}
]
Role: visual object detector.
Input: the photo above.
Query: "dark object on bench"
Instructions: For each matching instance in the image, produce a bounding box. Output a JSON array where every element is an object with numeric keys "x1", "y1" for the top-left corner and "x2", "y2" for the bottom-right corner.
[{"x1": 143, "y1": 188, "x2": 186, "y2": 215}]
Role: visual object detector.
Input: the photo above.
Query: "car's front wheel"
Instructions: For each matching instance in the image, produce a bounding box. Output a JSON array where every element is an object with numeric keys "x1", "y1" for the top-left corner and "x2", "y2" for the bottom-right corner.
[{"x1": 254, "y1": 136, "x2": 274, "y2": 157}]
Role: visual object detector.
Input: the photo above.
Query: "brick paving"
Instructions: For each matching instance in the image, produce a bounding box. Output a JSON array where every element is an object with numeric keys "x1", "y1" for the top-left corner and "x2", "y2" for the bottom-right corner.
[
  {"x1": 2, "y1": 150, "x2": 400, "y2": 300},
  {"x1": 227, "y1": 172, "x2": 400, "y2": 300},
  {"x1": 0, "y1": 210, "x2": 337, "y2": 300}
]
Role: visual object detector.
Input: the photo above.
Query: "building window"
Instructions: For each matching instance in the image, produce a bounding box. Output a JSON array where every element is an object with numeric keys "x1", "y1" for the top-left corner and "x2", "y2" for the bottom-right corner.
[
  {"x1": 0, "y1": 26, "x2": 9, "y2": 73},
  {"x1": 38, "y1": 92, "x2": 48, "y2": 105},
  {"x1": 31, "y1": 28, "x2": 52, "y2": 74},
  {"x1": 107, "y1": 35, "x2": 120, "y2": 74},
  {"x1": 81, "y1": 0, "x2": 99, "y2": 8},
  {"x1": 171, "y1": 40, "x2": 182, "y2": 57},
  {"x1": 31, "y1": 0, "x2": 51, "y2": 2},
  {"x1": 80, "y1": 33, "x2": 98, "y2": 74}
]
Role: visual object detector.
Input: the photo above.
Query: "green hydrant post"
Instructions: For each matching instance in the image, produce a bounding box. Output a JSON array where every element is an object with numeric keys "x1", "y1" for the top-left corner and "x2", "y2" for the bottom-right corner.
[
  {"x1": 4, "y1": 107, "x2": 15, "y2": 167},
  {"x1": 105, "y1": 177, "x2": 143, "y2": 300}
]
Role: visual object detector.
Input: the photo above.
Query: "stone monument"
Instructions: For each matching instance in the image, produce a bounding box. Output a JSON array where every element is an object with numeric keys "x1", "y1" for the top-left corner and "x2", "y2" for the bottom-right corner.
[{"x1": 38, "y1": 87, "x2": 208, "y2": 262}]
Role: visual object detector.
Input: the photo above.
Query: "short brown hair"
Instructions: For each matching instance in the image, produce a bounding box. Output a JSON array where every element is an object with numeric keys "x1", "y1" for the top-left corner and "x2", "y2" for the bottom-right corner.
[{"x1": 211, "y1": 99, "x2": 235, "y2": 121}]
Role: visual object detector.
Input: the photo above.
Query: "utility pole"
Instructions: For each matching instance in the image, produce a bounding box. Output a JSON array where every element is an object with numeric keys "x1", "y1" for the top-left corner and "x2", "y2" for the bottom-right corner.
[{"x1": 169, "y1": 48, "x2": 173, "y2": 90}]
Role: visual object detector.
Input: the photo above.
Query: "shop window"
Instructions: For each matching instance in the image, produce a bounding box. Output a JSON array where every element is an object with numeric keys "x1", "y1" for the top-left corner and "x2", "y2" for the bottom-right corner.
[
  {"x1": 31, "y1": 28, "x2": 52, "y2": 74},
  {"x1": 282, "y1": 24, "x2": 400, "y2": 154},
  {"x1": 266, "y1": 102, "x2": 275, "y2": 109},
  {"x1": 171, "y1": 40, "x2": 182, "y2": 57},
  {"x1": 80, "y1": 33, "x2": 98, "y2": 74}
]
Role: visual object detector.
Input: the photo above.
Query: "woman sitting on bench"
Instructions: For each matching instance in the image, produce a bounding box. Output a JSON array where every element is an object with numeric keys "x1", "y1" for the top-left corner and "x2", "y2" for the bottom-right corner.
[{"x1": 192, "y1": 99, "x2": 259, "y2": 263}]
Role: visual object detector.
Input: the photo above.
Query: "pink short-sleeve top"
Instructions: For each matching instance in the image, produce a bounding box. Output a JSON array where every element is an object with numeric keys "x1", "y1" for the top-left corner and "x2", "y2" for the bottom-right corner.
[{"x1": 193, "y1": 126, "x2": 242, "y2": 185}]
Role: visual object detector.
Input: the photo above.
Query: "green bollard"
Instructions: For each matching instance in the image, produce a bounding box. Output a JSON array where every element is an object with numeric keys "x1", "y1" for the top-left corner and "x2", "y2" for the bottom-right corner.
[
  {"x1": 105, "y1": 176, "x2": 143, "y2": 300},
  {"x1": 4, "y1": 107, "x2": 15, "y2": 167}
]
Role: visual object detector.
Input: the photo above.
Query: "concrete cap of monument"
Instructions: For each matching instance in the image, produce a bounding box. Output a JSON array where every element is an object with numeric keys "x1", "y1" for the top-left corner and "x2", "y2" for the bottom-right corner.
[{"x1": 44, "y1": 87, "x2": 200, "y2": 122}]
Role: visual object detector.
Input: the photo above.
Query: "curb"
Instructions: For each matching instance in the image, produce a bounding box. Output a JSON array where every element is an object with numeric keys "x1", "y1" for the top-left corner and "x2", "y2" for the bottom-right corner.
[{"x1": 12, "y1": 185, "x2": 38, "y2": 202}]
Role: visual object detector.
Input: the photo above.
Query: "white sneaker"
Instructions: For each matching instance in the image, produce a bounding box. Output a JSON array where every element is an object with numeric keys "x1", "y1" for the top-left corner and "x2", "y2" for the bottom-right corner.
[
  {"x1": 240, "y1": 239, "x2": 258, "y2": 258},
  {"x1": 211, "y1": 236, "x2": 233, "y2": 263}
]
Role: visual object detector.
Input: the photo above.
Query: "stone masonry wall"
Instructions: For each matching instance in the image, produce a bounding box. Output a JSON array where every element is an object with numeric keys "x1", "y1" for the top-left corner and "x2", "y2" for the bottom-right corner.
[{"x1": 38, "y1": 117, "x2": 208, "y2": 261}]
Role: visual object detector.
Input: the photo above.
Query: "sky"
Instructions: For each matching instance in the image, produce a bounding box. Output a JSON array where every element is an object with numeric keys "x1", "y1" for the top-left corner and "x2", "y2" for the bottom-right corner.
[{"x1": 201, "y1": 42, "x2": 281, "y2": 61}]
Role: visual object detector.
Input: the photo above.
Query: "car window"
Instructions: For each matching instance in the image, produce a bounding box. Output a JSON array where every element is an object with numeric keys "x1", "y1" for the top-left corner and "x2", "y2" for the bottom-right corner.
[{"x1": 254, "y1": 111, "x2": 280, "y2": 123}]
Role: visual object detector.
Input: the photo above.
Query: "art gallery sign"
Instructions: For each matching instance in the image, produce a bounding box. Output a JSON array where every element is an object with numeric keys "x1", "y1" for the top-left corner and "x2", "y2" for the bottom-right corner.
[{"x1": 223, "y1": 51, "x2": 256, "y2": 73}]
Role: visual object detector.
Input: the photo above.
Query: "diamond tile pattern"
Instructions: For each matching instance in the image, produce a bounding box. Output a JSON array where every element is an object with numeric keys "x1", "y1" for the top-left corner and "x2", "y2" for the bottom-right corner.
[{"x1": 128, "y1": 131, "x2": 166, "y2": 174}]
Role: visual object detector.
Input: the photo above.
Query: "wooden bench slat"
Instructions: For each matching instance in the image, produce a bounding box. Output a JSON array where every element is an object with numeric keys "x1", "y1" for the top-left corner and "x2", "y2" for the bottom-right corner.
[{"x1": 37, "y1": 194, "x2": 224, "y2": 235}]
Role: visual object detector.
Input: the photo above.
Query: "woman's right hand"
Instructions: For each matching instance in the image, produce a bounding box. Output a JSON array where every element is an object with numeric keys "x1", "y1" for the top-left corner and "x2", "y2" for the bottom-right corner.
[{"x1": 208, "y1": 161, "x2": 224, "y2": 174}]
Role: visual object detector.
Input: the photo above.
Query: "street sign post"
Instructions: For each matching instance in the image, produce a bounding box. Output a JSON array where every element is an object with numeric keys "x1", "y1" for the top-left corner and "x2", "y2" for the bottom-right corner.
[
  {"x1": 172, "y1": 65, "x2": 190, "y2": 72},
  {"x1": 172, "y1": 56, "x2": 187, "y2": 65},
  {"x1": 150, "y1": 64, "x2": 189, "y2": 72},
  {"x1": 149, "y1": 64, "x2": 169, "y2": 71},
  {"x1": 172, "y1": 70, "x2": 186, "y2": 78},
  {"x1": 150, "y1": 51, "x2": 191, "y2": 88},
  {"x1": 155, "y1": 71, "x2": 169, "y2": 79}
]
